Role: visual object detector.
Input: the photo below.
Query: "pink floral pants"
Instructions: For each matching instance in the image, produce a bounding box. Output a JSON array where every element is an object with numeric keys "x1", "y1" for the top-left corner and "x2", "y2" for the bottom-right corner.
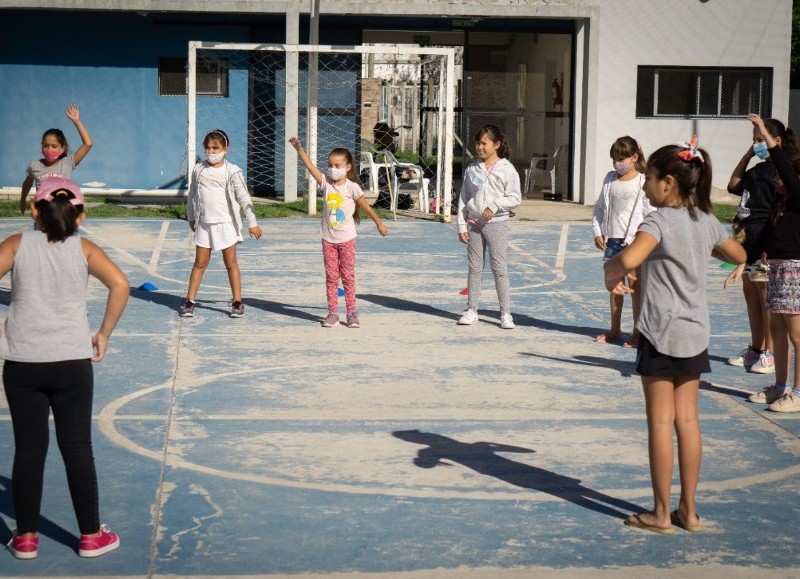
[{"x1": 322, "y1": 238, "x2": 357, "y2": 314}]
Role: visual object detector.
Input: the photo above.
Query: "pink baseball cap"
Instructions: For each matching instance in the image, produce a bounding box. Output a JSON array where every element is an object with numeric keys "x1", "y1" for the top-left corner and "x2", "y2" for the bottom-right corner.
[{"x1": 34, "y1": 176, "x2": 85, "y2": 205}]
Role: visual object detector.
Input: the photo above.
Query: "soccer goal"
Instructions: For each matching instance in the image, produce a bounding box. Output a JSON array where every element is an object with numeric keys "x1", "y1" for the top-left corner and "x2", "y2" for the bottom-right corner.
[{"x1": 187, "y1": 41, "x2": 457, "y2": 217}]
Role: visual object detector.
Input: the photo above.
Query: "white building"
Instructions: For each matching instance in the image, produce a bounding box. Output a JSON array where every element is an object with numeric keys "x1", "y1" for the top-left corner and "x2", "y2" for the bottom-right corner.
[{"x1": 0, "y1": 0, "x2": 791, "y2": 203}]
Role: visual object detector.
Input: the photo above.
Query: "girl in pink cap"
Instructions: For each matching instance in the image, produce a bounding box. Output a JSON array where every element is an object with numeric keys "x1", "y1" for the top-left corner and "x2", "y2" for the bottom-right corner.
[{"x1": 2, "y1": 176, "x2": 129, "y2": 559}]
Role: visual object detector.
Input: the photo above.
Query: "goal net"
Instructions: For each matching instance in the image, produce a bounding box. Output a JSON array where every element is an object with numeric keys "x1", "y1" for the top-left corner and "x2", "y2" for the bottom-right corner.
[{"x1": 187, "y1": 42, "x2": 456, "y2": 216}]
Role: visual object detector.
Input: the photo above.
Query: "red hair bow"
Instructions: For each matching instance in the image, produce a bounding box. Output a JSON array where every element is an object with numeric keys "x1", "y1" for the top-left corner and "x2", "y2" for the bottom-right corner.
[{"x1": 677, "y1": 135, "x2": 704, "y2": 164}]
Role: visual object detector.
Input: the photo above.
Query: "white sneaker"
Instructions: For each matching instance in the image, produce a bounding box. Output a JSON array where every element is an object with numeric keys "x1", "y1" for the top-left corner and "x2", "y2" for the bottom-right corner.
[
  {"x1": 500, "y1": 313, "x2": 515, "y2": 329},
  {"x1": 768, "y1": 391, "x2": 800, "y2": 413},
  {"x1": 458, "y1": 308, "x2": 479, "y2": 325},
  {"x1": 748, "y1": 384, "x2": 785, "y2": 404}
]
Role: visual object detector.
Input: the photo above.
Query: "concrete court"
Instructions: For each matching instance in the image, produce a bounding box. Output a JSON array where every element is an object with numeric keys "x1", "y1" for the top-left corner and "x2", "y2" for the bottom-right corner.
[{"x1": 0, "y1": 214, "x2": 797, "y2": 579}]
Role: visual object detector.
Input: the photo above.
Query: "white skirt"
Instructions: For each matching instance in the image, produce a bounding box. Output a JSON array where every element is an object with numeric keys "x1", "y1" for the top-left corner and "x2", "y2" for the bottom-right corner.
[{"x1": 194, "y1": 221, "x2": 242, "y2": 250}]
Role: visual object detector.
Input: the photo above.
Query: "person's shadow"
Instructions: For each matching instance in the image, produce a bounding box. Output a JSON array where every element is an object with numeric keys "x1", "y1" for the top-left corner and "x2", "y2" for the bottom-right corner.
[
  {"x1": 519, "y1": 352, "x2": 635, "y2": 378},
  {"x1": 393, "y1": 430, "x2": 642, "y2": 519},
  {"x1": 357, "y1": 294, "x2": 604, "y2": 339},
  {"x1": 244, "y1": 297, "x2": 323, "y2": 323},
  {"x1": 127, "y1": 287, "x2": 184, "y2": 312},
  {"x1": 0, "y1": 474, "x2": 77, "y2": 550},
  {"x1": 357, "y1": 293, "x2": 461, "y2": 322},
  {"x1": 699, "y1": 379, "x2": 752, "y2": 399},
  {"x1": 127, "y1": 289, "x2": 323, "y2": 322}
]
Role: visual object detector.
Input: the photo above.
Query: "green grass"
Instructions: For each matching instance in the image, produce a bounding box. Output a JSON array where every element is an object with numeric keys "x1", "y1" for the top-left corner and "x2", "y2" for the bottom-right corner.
[
  {"x1": 0, "y1": 197, "x2": 736, "y2": 223},
  {"x1": 713, "y1": 203, "x2": 737, "y2": 224},
  {"x1": 0, "y1": 197, "x2": 397, "y2": 221},
  {"x1": 0, "y1": 198, "x2": 326, "y2": 220}
]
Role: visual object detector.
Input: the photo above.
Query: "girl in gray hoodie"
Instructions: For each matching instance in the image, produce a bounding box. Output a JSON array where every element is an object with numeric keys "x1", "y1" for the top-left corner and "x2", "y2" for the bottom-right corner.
[{"x1": 456, "y1": 125, "x2": 521, "y2": 329}]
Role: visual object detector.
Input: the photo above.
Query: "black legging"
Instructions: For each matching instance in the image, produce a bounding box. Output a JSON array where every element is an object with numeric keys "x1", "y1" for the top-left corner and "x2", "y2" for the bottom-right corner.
[{"x1": 3, "y1": 359, "x2": 99, "y2": 535}]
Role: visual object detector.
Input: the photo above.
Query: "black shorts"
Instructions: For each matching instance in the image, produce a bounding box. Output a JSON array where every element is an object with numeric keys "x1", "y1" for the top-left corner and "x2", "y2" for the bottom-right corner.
[{"x1": 636, "y1": 336, "x2": 710, "y2": 377}]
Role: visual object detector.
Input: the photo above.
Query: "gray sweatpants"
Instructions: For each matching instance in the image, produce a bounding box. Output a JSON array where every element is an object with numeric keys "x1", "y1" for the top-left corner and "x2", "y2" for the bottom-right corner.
[{"x1": 466, "y1": 219, "x2": 511, "y2": 315}]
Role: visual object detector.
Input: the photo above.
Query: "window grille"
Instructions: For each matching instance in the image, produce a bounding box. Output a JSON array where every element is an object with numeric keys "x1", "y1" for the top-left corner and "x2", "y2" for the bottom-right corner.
[
  {"x1": 636, "y1": 66, "x2": 771, "y2": 119},
  {"x1": 159, "y1": 56, "x2": 229, "y2": 97}
]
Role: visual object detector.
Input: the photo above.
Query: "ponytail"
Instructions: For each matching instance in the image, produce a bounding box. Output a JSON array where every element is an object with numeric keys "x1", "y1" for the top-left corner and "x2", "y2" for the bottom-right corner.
[
  {"x1": 35, "y1": 195, "x2": 83, "y2": 242},
  {"x1": 646, "y1": 143, "x2": 713, "y2": 219}
]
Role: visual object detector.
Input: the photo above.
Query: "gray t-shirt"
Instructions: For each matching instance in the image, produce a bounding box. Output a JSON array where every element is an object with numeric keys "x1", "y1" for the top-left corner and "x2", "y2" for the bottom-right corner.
[
  {"x1": 637, "y1": 208, "x2": 729, "y2": 358},
  {"x1": 26, "y1": 156, "x2": 76, "y2": 188},
  {"x1": 0, "y1": 230, "x2": 92, "y2": 362}
]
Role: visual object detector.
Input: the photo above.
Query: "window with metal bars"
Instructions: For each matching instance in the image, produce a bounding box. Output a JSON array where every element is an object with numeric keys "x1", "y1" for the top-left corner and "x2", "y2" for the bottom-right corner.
[
  {"x1": 636, "y1": 66, "x2": 771, "y2": 119},
  {"x1": 158, "y1": 56, "x2": 229, "y2": 97}
]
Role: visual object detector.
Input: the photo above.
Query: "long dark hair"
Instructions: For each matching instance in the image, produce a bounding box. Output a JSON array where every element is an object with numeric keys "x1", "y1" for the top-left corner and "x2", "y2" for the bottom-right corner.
[
  {"x1": 761, "y1": 118, "x2": 800, "y2": 173},
  {"x1": 329, "y1": 147, "x2": 362, "y2": 224},
  {"x1": 646, "y1": 143, "x2": 713, "y2": 220},
  {"x1": 474, "y1": 125, "x2": 511, "y2": 159},
  {"x1": 34, "y1": 193, "x2": 83, "y2": 242},
  {"x1": 41, "y1": 128, "x2": 69, "y2": 158}
]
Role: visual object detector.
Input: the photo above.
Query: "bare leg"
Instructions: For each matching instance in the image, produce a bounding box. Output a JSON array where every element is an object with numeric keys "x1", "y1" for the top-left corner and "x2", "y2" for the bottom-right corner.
[
  {"x1": 743, "y1": 276, "x2": 767, "y2": 350},
  {"x1": 673, "y1": 374, "x2": 702, "y2": 529},
  {"x1": 756, "y1": 282, "x2": 773, "y2": 352},
  {"x1": 771, "y1": 312, "x2": 790, "y2": 386},
  {"x1": 222, "y1": 244, "x2": 242, "y2": 302},
  {"x1": 626, "y1": 376, "x2": 675, "y2": 530},
  {"x1": 786, "y1": 313, "x2": 800, "y2": 388},
  {"x1": 187, "y1": 246, "x2": 211, "y2": 301},
  {"x1": 596, "y1": 293, "x2": 623, "y2": 342}
]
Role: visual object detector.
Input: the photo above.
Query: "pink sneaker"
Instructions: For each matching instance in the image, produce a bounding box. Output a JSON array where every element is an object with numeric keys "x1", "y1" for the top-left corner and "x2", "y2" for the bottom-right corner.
[
  {"x1": 78, "y1": 524, "x2": 119, "y2": 558},
  {"x1": 7, "y1": 532, "x2": 38, "y2": 559},
  {"x1": 749, "y1": 351, "x2": 775, "y2": 374},
  {"x1": 727, "y1": 345, "x2": 760, "y2": 369}
]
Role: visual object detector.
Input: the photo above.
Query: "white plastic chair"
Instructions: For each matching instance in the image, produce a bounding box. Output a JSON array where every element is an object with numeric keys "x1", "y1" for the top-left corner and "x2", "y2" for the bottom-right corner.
[
  {"x1": 359, "y1": 151, "x2": 380, "y2": 193},
  {"x1": 524, "y1": 145, "x2": 563, "y2": 198},
  {"x1": 373, "y1": 150, "x2": 428, "y2": 212}
]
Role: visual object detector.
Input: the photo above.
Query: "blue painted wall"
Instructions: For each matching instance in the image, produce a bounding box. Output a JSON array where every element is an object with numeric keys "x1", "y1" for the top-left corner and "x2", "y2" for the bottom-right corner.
[{"x1": 0, "y1": 11, "x2": 252, "y2": 190}]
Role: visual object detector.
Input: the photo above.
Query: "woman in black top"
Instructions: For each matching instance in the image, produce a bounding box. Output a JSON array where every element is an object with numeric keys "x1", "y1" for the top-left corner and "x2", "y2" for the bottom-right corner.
[
  {"x1": 724, "y1": 120, "x2": 781, "y2": 374},
  {"x1": 748, "y1": 113, "x2": 800, "y2": 412}
]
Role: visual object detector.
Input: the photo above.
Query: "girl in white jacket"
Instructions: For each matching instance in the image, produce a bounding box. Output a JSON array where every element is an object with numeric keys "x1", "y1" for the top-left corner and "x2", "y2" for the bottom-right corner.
[
  {"x1": 180, "y1": 129, "x2": 262, "y2": 318},
  {"x1": 457, "y1": 125, "x2": 522, "y2": 329},
  {"x1": 592, "y1": 136, "x2": 653, "y2": 347}
]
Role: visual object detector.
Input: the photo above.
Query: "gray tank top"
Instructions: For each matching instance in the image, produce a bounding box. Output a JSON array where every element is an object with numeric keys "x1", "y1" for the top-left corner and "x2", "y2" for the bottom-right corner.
[{"x1": 0, "y1": 230, "x2": 93, "y2": 362}]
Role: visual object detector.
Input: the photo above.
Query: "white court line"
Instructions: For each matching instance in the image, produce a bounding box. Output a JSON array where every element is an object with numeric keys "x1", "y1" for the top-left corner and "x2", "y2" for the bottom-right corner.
[
  {"x1": 148, "y1": 220, "x2": 170, "y2": 275},
  {"x1": 80, "y1": 222, "x2": 186, "y2": 286},
  {"x1": 96, "y1": 365, "x2": 800, "y2": 502},
  {"x1": 507, "y1": 223, "x2": 569, "y2": 287}
]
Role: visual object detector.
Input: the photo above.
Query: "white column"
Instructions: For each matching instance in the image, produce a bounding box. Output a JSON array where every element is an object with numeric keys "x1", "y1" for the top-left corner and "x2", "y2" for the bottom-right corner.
[
  {"x1": 306, "y1": 0, "x2": 321, "y2": 216},
  {"x1": 284, "y1": 10, "x2": 300, "y2": 202}
]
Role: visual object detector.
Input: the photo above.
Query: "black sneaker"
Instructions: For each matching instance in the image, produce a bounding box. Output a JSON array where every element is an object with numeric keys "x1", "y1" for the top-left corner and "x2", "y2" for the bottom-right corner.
[
  {"x1": 179, "y1": 299, "x2": 196, "y2": 317},
  {"x1": 230, "y1": 300, "x2": 244, "y2": 318}
]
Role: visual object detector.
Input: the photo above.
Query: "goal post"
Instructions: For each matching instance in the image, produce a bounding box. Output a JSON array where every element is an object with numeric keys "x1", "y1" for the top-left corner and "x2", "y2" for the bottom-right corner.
[{"x1": 187, "y1": 41, "x2": 456, "y2": 218}]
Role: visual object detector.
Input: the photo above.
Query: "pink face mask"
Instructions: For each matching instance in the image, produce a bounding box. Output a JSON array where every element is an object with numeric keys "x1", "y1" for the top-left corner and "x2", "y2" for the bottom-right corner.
[{"x1": 42, "y1": 150, "x2": 62, "y2": 163}]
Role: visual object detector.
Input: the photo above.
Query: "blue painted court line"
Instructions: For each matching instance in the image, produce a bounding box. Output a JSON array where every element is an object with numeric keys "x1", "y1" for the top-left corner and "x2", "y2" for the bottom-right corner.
[{"x1": 0, "y1": 218, "x2": 797, "y2": 577}]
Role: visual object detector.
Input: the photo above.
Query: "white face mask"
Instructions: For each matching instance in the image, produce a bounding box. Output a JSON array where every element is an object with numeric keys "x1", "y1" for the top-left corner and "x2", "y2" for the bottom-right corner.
[
  {"x1": 327, "y1": 167, "x2": 347, "y2": 181},
  {"x1": 613, "y1": 160, "x2": 631, "y2": 175},
  {"x1": 207, "y1": 151, "x2": 225, "y2": 165}
]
